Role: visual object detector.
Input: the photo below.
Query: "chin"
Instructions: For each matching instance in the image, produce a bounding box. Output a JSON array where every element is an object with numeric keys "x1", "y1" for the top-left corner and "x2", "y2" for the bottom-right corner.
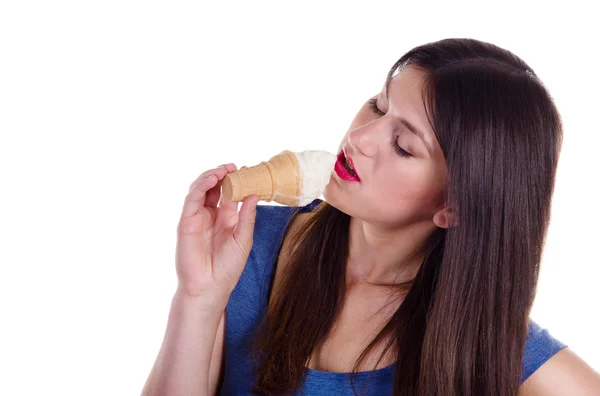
[{"x1": 322, "y1": 186, "x2": 356, "y2": 218}]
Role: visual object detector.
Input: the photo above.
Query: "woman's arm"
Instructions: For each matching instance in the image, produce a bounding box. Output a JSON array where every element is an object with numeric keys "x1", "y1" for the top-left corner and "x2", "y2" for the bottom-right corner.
[
  {"x1": 208, "y1": 311, "x2": 225, "y2": 395},
  {"x1": 519, "y1": 348, "x2": 600, "y2": 395},
  {"x1": 141, "y1": 290, "x2": 228, "y2": 396}
]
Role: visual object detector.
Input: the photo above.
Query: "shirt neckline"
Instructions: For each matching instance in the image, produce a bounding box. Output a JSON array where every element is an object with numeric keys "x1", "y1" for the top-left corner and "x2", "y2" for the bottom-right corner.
[{"x1": 305, "y1": 361, "x2": 396, "y2": 378}]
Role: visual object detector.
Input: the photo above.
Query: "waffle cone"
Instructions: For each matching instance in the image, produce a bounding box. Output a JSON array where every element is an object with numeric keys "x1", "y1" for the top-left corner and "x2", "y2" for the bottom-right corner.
[{"x1": 222, "y1": 150, "x2": 302, "y2": 206}]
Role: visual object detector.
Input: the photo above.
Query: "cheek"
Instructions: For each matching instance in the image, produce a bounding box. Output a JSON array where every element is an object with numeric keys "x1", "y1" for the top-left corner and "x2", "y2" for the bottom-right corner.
[{"x1": 376, "y1": 166, "x2": 442, "y2": 205}]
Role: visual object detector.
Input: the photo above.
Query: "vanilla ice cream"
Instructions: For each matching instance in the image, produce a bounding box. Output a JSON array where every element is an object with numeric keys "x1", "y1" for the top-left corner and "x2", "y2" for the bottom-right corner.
[{"x1": 293, "y1": 150, "x2": 337, "y2": 205}]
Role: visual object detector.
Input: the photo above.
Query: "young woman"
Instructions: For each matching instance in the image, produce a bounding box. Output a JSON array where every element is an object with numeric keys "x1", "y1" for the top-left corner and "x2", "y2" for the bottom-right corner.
[{"x1": 142, "y1": 38, "x2": 600, "y2": 395}]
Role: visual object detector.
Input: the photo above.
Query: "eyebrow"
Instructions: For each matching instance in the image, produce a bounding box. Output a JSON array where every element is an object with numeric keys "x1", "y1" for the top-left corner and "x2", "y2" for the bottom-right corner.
[{"x1": 384, "y1": 84, "x2": 434, "y2": 157}]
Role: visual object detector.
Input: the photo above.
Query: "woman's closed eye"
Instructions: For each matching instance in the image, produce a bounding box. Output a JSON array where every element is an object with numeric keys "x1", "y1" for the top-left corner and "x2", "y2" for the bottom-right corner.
[
  {"x1": 368, "y1": 98, "x2": 385, "y2": 116},
  {"x1": 368, "y1": 98, "x2": 413, "y2": 158}
]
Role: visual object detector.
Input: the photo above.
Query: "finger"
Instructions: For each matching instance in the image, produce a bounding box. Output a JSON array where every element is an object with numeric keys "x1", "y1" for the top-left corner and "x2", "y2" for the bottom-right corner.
[
  {"x1": 223, "y1": 163, "x2": 237, "y2": 173},
  {"x1": 218, "y1": 164, "x2": 241, "y2": 212},
  {"x1": 181, "y1": 174, "x2": 219, "y2": 218},
  {"x1": 214, "y1": 195, "x2": 240, "y2": 232},
  {"x1": 233, "y1": 194, "x2": 261, "y2": 254},
  {"x1": 218, "y1": 185, "x2": 239, "y2": 212},
  {"x1": 188, "y1": 168, "x2": 219, "y2": 191},
  {"x1": 188, "y1": 163, "x2": 235, "y2": 191},
  {"x1": 205, "y1": 166, "x2": 230, "y2": 208},
  {"x1": 206, "y1": 163, "x2": 237, "y2": 209},
  {"x1": 215, "y1": 164, "x2": 243, "y2": 230}
]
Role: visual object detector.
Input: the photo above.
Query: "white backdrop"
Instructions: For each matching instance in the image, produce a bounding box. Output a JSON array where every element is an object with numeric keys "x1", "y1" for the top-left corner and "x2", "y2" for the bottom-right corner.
[{"x1": 1, "y1": 1, "x2": 598, "y2": 395}]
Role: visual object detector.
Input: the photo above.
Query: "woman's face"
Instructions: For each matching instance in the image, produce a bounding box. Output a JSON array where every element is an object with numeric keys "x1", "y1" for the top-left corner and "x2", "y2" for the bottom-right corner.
[{"x1": 323, "y1": 65, "x2": 450, "y2": 229}]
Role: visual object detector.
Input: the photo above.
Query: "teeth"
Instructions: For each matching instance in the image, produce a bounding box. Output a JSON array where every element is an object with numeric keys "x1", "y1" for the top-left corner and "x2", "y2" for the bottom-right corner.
[{"x1": 344, "y1": 159, "x2": 357, "y2": 176}]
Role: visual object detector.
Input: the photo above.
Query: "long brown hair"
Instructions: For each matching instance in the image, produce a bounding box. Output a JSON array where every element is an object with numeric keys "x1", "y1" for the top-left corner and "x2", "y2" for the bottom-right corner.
[{"x1": 250, "y1": 38, "x2": 564, "y2": 396}]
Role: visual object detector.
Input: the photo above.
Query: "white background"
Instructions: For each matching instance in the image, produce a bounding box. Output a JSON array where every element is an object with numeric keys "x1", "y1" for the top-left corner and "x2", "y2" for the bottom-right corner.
[{"x1": 1, "y1": 1, "x2": 598, "y2": 395}]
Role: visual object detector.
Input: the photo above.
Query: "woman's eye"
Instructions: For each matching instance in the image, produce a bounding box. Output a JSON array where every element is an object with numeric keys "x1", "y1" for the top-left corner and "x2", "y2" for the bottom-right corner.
[
  {"x1": 392, "y1": 141, "x2": 413, "y2": 158},
  {"x1": 368, "y1": 98, "x2": 385, "y2": 116},
  {"x1": 368, "y1": 97, "x2": 413, "y2": 158}
]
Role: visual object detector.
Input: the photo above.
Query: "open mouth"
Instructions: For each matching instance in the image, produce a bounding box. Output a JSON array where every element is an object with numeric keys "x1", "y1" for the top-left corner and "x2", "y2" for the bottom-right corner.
[{"x1": 335, "y1": 150, "x2": 360, "y2": 182}]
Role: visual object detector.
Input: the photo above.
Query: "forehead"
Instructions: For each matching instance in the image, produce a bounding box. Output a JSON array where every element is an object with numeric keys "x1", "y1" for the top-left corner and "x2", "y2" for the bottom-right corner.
[{"x1": 383, "y1": 65, "x2": 428, "y2": 109}]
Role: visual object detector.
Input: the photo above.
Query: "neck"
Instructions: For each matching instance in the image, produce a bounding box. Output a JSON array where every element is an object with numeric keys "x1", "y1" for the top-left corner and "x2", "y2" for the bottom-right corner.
[{"x1": 346, "y1": 216, "x2": 437, "y2": 286}]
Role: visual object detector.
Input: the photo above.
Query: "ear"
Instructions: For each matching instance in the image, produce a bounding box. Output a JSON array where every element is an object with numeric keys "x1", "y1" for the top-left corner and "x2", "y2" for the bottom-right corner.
[{"x1": 433, "y1": 207, "x2": 459, "y2": 229}]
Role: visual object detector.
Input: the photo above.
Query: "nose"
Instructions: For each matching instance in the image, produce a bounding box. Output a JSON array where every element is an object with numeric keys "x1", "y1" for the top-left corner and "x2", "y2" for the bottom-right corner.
[{"x1": 347, "y1": 123, "x2": 379, "y2": 157}]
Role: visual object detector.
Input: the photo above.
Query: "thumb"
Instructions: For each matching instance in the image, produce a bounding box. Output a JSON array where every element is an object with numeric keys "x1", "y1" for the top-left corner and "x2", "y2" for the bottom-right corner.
[{"x1": 234, "y1": 195, "x2": 260, "y2": 252}]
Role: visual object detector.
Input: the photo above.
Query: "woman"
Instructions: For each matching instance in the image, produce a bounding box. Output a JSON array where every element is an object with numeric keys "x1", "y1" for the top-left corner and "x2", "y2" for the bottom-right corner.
[{"x1": 142, "y1": 38, "x2": 600, "y2": 395}]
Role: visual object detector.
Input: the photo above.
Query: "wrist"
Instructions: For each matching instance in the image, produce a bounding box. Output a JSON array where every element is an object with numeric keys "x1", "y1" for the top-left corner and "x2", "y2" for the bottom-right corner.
[{"x1": 174, "y1": 287, "x2": 231, "y2": 312}]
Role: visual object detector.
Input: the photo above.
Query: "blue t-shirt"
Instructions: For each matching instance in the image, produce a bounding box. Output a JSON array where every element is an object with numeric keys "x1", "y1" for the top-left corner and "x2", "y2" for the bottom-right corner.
[{"x1": 219, "y1": 199, "x2": 567, "y2": 395}]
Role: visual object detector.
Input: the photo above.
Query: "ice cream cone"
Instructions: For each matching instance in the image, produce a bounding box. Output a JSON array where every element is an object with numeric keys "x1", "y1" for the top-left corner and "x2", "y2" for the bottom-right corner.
[{"x1": 222, "y1": 150, "x2": 302, "y2": 206}]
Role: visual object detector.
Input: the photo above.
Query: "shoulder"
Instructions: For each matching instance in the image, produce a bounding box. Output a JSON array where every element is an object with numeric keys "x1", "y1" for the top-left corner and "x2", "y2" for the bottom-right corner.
[
  {"x1": 253, "y1": 199, "x2": 321, "y2": 250},
  {"x1": 523, "y1": 320, "x2": 567, "y2": 382},
  {"x1": 253, "y1": 199, "x2": 322, "y2": 245},
  {"x1": 254, "y1": 199, "x2": 321, "y2": 233},
  {"x1": 519, "y1": 347, "x2": 600, "y2": 395},
  {"x1": 251, "y1": 203, "x2": 296, "y2": 257}
]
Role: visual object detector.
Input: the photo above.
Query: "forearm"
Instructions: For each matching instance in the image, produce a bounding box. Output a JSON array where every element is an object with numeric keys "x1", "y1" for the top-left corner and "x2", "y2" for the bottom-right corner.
[{"x1": 141, "y1": 289, "x2": 229, "y2": 396}]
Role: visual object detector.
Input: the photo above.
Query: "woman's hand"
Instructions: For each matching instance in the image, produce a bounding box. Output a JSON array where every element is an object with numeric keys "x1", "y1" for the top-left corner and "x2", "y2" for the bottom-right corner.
[{"x1": 175, "y1": 163, "x2": 260, "y2": 298}]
